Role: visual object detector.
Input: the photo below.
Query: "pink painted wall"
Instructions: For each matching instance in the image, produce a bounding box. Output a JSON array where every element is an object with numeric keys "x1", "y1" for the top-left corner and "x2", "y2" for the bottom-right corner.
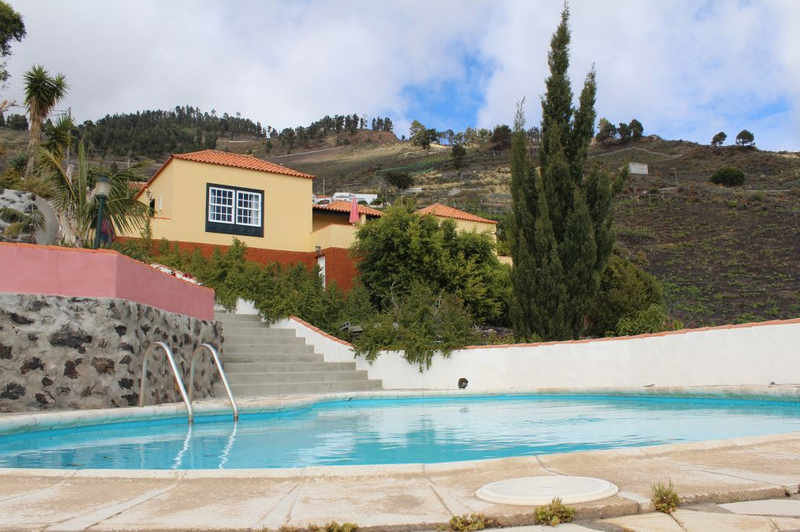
[{"x1": 0, "y1": 243, "x2": 215, "y2": 320}]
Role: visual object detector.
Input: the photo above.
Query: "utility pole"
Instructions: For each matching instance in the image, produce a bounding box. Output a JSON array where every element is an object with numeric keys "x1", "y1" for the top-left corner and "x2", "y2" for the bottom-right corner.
[{"x1": 66, "y1": 107, "x2": 71, "y2": 165}]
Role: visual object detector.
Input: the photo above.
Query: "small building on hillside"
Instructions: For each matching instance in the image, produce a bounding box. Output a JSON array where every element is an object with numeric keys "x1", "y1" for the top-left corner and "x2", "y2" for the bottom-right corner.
[
  {"x1": 125, "y1": 150, "x2": 380, "y2": 290},
  {"x1": 628, "y1": 162, "x2": 649, "y2": 175},
  {"x1": 416, "y1": 203, "x2": 498, "y2": 240}
]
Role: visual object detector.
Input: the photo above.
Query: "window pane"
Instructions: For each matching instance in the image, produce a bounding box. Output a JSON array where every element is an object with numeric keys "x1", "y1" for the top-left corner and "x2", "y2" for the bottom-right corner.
[
  {"x1": 235, "y1": 190, "x2": 261, "y2": 227},
  {"x1": 209, "y1": 187, "x2": 234, "y2": 223}
]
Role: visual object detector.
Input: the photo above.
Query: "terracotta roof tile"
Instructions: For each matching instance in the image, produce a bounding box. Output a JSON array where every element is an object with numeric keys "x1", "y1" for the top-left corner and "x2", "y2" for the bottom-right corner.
[
  {"x1": 417, "y1": 203, "x2": 498, "y2": 224},
  {"x1": 136, "y1": 149, "x2": 313, "y2": 199},
  {"x1": 313, "y1": 201, "x2": 383, "y2": 218},
  {"x1": 172, "y1": 150, "x2": 314, "y2": 179}
]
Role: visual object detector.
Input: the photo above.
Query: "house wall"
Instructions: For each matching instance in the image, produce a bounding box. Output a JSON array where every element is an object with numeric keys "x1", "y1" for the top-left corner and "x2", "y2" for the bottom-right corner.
[
  {"x1": 321, "y1": 247, "x2": 359, "y2": 291},
  {"x1": 312, "y1": 211, "x2": 348, "y2": 232},
  {"x1": 434, "y1": 216, "x2": 497, "y2": 241},
  {"x1": 144, "y1": 161, "x2": 175, "y2": 218},
  {"x1": 132, "y1": 159, "x2": 314, "y2": 252},
  {"x1": 274, "y1": 316, "x2": 800, "y2": 391},
  {"x1": 310, "y1": 224, "x2": 357, "y2": 250}
]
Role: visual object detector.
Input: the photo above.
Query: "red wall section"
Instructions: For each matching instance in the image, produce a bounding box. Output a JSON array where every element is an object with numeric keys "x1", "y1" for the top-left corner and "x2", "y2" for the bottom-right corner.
[
  {"x1": 121, "y1": 239, "x2": 361, "y2": 291},
  {"x1": 322, "y1": 247, "x2": 359, "y2": 291},
  {"x1": 0, "y1": 243, "x2": 215, "y2": 320}
]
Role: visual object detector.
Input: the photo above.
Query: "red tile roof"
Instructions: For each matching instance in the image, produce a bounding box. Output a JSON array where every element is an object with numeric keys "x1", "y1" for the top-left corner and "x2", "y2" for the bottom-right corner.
[
  {"x1": 314, "y1": 201, "x2": 383, "y2": 218},
  {"x1": 173, "y1": 150, "x2": 314, "y2": 179},
  {"x1": 136, "y1": 150, "x2": 314, "y2": 199},
  {"x1": 417, "y1": 203, "x2": 498, "y2": 224}
]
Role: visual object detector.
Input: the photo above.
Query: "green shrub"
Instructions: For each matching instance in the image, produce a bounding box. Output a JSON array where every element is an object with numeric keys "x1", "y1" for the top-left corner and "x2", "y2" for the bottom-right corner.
[
  {"x1": 353, "y1": 280, "x2": 477, "y2": 370},
  {"x1": 441, "y1": 513, "x2": 500, "y2": 532},
  {"x1": 304, "y1": 522, "x2": 358, "y2": 532},
  {"x1": 615, "y1": 303, "x2": 683, "y2": 337},
  {"x1": 587, "y1": 255, "x2": 664, "y2": 337},
  {"x1": 749, "y1": 191, "x2": 766, "y2": 202},
  {"x1": 352, "y1": 206, "x2": 510, "y2": 326},
  {"x1": 709, "y1": 166, "x2": 745, "y2": 187},
  {"x1": 651, "y1": 480, "x2": 680, "y2": 513},
  {"x1": 534, "y1": 497, "x2": 575, "y2": 526}
]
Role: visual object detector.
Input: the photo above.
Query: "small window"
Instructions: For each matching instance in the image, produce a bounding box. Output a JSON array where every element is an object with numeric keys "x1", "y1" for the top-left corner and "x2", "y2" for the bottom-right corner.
[
  {"x1": 206, "y1": 183, "x2": 264, "y2": 237},
  {"x1": 236, "y1": 190, "x2": 261, "y2": 227},
  {"x1": 208, "y1": 186, "x2": 235, "y2": 224}
]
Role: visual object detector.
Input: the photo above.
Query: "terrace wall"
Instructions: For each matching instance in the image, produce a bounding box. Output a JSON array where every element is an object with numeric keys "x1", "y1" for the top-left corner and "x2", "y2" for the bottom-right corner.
[
  {"x1": 0, "y1": 244, "x2": 221, "y2": 412},
  {"x1": 275, "y1": 317, "x2": 800, "y2": 391}
]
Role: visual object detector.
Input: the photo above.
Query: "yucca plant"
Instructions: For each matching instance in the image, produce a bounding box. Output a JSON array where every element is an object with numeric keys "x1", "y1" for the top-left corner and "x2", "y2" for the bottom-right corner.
[{"x1": 0, "y1": 205, "x2": 45, "y2": 242}]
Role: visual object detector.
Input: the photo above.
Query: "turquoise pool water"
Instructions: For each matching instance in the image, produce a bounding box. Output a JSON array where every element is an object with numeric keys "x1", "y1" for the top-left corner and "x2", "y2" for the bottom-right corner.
[{"x1": 2, "y1": 395, "x2": 799, "y2": 469}]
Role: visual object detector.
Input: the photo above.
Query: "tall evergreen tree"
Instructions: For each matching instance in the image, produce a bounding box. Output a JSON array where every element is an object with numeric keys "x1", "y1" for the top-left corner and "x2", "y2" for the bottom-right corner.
[{"x1": 509, "y1": 4, "x2": 613, "y2": 341}]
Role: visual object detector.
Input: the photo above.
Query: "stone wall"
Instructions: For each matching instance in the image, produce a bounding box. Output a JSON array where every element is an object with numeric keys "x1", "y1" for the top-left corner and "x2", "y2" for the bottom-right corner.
[{"x1": 0, "y1": 293, "x2": 222, "y2": 412}]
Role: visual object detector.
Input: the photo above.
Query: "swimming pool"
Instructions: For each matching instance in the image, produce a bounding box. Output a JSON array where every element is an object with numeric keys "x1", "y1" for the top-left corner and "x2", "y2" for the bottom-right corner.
[{"x1": 2, "y1": 394, "x2": 799, "y2": 469}]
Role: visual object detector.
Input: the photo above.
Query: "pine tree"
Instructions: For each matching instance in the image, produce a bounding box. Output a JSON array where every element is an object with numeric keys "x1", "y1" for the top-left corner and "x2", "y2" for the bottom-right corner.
[{"x1": 509, "y1": 4, "x2": 613, "y2": 341}]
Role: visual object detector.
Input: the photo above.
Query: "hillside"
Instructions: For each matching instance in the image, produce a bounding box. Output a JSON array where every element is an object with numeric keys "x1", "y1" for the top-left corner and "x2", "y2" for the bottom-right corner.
[{"x1": 1, "y1": 125, "x2": 798, "y2": 328}]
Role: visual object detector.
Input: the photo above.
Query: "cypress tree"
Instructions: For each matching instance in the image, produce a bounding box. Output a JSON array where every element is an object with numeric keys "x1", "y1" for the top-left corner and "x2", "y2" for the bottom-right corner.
[{"x1": 510, "y1": 4, "x2": 613, "y2": 341}]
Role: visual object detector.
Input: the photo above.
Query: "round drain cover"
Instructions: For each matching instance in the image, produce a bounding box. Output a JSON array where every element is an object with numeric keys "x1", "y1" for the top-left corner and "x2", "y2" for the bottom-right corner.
[{"x1": 476, "y1": 476, "x2": 618, "y2": 506}]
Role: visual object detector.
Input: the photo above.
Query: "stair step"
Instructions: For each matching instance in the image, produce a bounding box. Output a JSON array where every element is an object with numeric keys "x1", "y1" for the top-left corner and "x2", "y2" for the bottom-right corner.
[
  {"x1": 214, "y1": 313, "x2": 262, "y2": 322},
  {"x1": 227, "y1": 370, "x2": 370, "y2": 385},
  {"x1": 224, "y1": 379, "x2": 383, "y2": 396},
  {"x1": 222, "y1": 352, "x2": 324, "y2": 364},
  {"x1": 221, "y1": 327, "x2": 298, "y2": 337},
  {"x1": 222, "y1": 337, "x2": 308, "y2": 347},
  {"x1": 223, "y1": 344, "x2": 315, "y2": 356},
  {"x1": 219, "y1": 321, "x2": 271, "y2": 329},
  {"x1": 223, "y1": 361, "x2": 357, "y2": 373}
]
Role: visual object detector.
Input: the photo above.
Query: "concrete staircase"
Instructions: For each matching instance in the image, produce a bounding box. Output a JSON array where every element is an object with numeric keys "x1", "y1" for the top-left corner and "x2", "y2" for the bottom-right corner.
[{"x1": 214, "y1": 312, "x2": 382, "y2": 396}]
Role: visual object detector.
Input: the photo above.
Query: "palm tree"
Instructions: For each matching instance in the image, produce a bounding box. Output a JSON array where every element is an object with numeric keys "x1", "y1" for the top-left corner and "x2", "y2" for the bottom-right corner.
[
  {"x1": 38, "y1": 142, "x2": 149, "y2": 247},
  {"x1": 23, "y1": 65, "x2": 68, "y2": 178}
]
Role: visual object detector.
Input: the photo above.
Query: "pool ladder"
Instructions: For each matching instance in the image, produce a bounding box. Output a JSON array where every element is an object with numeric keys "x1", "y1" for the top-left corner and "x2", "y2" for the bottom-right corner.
[{"x1": 139, "y1": 342, "x2": 239, "y2": 424}]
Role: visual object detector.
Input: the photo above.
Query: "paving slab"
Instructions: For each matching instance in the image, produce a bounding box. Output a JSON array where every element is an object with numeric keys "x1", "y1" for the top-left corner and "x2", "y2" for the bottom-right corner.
[
  {"x1": 537, "y1": 447, "x2": 780, "y2": 504},
  {"x1": 721, "y1": 499, "x2": 800, "y2": 516},
  {"x1": 648, "y1": 445, "x2": 800, "y2": 492},
  {"x1": 769, "y1": 516, "x2": 800, "y2": 531},
  {"x1": 0, "y1": 478, "x2": 177, "y2": 531},
  {"x1": 672, "y1": 508, "x2": 778, "y2": 532},
  {"x1": 0, "y1": 475, "x2": 73, "y2": 502},
  {"x1": 605, "y1": 512, "x2": 686, "y2": 532},
  {"x1": 91, "y1": 477, "x2": 297, "y2": 531},
  {"x1": 283, "y1": 475, "x2": 452, "y2": 529}
]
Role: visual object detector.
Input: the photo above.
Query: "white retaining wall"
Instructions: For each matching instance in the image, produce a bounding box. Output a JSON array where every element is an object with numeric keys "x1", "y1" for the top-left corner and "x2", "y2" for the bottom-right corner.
[{"x1": 271, "y1": 317, "x2": 800, "y2": 391}]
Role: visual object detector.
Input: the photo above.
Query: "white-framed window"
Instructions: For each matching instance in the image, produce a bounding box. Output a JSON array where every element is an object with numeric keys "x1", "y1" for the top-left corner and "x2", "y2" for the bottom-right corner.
[
  {"x1": 208, "y1": 186, "x2": 235, "y2": 224},
  {"x1": 236, "y1": 190, "x2": 262, "y2": 227},
  {"x1": 206, "y1": 183, "x2": 264, "y2": 237}
]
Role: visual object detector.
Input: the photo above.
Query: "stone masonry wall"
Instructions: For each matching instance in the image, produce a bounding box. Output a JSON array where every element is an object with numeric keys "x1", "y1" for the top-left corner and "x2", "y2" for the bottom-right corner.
[{"x1": 0, "y1": 293, "x2": 222, "y2": 412}]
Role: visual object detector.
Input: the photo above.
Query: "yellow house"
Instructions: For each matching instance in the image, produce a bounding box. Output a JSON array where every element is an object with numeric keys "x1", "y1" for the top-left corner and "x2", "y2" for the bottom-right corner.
[{"x1": 128, "y1": 150, "x2": 380, "y2": 289}]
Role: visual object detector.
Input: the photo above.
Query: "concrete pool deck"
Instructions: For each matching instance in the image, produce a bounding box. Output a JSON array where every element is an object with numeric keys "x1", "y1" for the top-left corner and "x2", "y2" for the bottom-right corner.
[{"x1": 2, "y1": 390, "x2": 800, "y2": 531}]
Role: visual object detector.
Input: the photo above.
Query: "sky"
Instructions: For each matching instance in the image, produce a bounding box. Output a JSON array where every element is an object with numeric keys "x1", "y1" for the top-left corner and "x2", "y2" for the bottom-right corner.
[{"x1": 2, "y1": 0, "x2": 799, "y2": 152}]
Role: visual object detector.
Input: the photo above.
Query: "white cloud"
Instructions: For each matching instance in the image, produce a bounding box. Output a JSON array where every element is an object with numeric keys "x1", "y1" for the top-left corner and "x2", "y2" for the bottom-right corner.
[{"x1": 2, "y1": 0, "x2": 798, "y2": 151}]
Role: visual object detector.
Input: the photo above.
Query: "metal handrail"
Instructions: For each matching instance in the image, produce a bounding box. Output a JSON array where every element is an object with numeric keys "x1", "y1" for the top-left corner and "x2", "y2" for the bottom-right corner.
[
  {"x1": 188, "y1": 343, "x2": 238, "y2": 421},
  {"x1": 139, "y1": 342, "x2": 194, "y2": 423}
]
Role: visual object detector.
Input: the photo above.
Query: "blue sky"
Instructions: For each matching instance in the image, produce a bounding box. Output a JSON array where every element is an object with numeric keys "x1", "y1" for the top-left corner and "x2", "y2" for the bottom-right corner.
[{"x1": 3, "y1": 0, "x2": 799, "y2": 151}]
